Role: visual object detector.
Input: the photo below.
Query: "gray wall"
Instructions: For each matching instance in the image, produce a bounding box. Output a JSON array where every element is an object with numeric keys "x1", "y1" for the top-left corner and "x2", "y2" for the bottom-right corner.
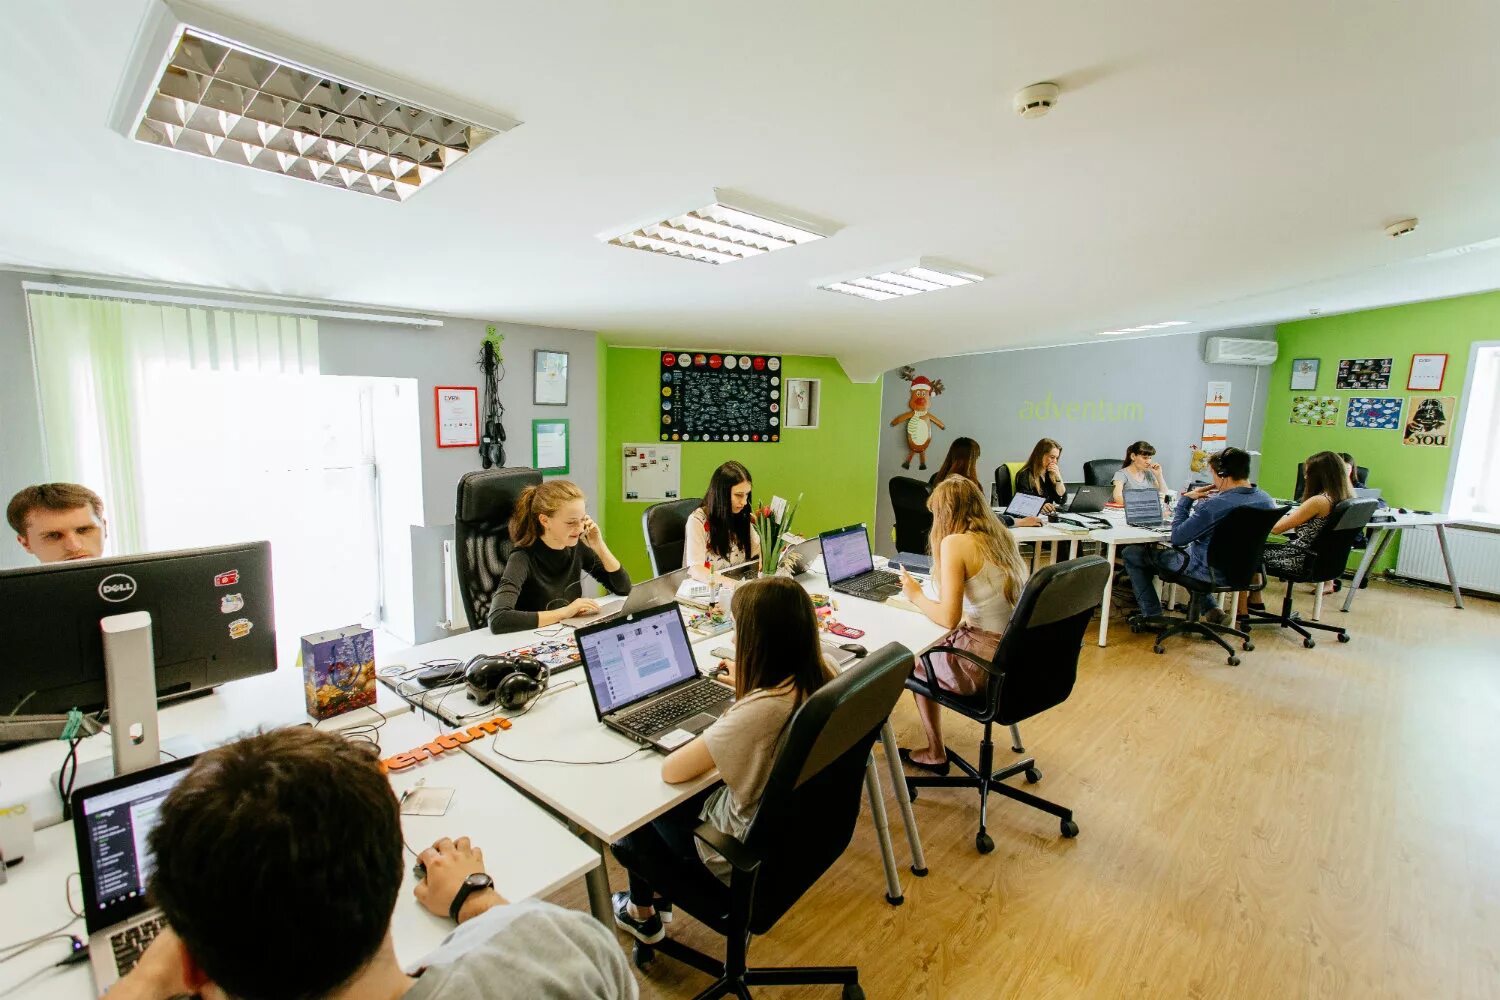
[
  {"x1": 874, "y1": 327, "x2": 1277, "y2": 555},
  {"x1": 0, "y1": 267, "x2": 598, "y2": 644}
]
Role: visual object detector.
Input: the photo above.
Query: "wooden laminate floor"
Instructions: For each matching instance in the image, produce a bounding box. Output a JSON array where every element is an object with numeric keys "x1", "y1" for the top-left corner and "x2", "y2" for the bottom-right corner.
[{"x1": 545, "y1": 578, "x2": 1500, "y2": 999}]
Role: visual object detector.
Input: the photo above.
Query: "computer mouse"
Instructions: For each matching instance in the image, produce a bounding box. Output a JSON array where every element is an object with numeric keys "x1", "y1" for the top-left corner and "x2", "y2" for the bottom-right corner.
[
  {"x1": 412, "y1": 861, "x2": 427, "y2": 882},
  {"x1": 839, "y1": 643, "x2": 868, "y2": 658}
]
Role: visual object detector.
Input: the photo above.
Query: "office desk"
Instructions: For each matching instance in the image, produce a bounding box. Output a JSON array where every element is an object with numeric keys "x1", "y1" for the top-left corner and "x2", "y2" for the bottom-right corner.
[
  {"x1": 1342, "y1": 513, "x2": 1464, "y2": 612},
  {"x1": 1088, "y1": 521, "x2": 1174, "y2": 647},
  {"x1": 0, "y1": 712, "x2": 598, "y2": 998},
  {"x1": 0, "y1": 667, "x2": 410, "y2": 831}
]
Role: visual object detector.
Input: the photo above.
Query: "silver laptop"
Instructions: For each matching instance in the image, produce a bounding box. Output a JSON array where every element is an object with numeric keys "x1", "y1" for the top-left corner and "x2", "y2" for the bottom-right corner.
[
  {"x1": 1354, "y1": 487, "x2": 1383, "y2": 501},
  {"x1": 1123, "y1": 487, "x2": 1169, "y2": 531},
  {"x1": 576, "y1": 603, "x2": 733, "y2": 752},
  {"x1": 1004, "y1": 492, "x2": 1047, "y2": 519},
  {"x1": 562, "y1": 566, "x2": 692, "y2": 627},
  {"x1": 71, "y1": 755, "x2": 197, "y2": 995}
]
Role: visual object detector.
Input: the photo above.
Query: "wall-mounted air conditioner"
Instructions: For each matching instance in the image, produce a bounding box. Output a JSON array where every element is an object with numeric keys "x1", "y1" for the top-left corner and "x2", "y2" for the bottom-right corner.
[{"x1": 1204, "y1": 337, "x2": 1279, "y2": 367}]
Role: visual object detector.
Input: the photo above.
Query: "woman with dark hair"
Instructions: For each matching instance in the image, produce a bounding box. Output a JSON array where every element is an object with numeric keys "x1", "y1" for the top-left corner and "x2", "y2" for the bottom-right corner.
[
  {"x1": 609, "y1": 577, "x2": 835, "y2": 944},
  {"x1": 928, "y1": 437, "x2": 982, "y2": 490},
  {"x1": 684, "y1": 461, "x2": 758, "y2": 586},
  {"x1": 1262, "y1": 450, "x2": 1354, "y2": 581},
  {"x1": 1111, "y1": 440, "x2": 1167, "y2": 502},
  {"x1": 1012, "y1": 437, "x2": 1067, "y2": 511}
]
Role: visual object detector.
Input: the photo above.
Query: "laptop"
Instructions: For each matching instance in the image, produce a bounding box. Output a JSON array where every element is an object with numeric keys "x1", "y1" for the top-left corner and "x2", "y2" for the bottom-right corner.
[
  {"x1": 1065, "y1": 484, "x2": 1111, "y2": 514},
  {"x1": 71, "y1": 755, "x2": 198, "y2": 995},
  {"x1": 1123, "y1": 487, "x2": 1169, "y2": 531},
  {"x1": 562, "y1": 566, "x2": 693, "y2": 627},
  {"x1": 1004, "y1": 492, "x2": 1046, "y2": 520},
  {"x1": 819, "y1": 524, "x2": 902, "y2": 601},
  {"x1": 576, "y1": 603, "x2": 734, "y2": 752},
  {"x1": 1354, "y1": 487, "x2": 1383, "y2": 501}
]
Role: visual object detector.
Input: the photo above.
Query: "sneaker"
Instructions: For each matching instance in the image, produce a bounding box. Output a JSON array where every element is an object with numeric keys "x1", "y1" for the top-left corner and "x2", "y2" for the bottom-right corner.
[
  {"x1": 1131, "y1": 613, "x2": 1177, "y2": 632},
  {"x1": 612, "y1": 891, "x2": 665, "y2": 944},
  {"x1": 1203, "y1": 607, "x2": 1227, "y2": 626}
]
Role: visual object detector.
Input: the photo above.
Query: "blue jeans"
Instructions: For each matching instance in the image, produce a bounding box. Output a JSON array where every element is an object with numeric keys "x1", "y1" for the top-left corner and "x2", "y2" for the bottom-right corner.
[{"x1": 1121, "y1": 545, "x2": 1217, "y2": 618}]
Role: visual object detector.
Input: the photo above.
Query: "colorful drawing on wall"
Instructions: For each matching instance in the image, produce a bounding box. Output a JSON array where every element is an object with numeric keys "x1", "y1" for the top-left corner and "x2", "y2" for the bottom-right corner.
[
  {"x1": 1289, "y1": 358, "x2": 1319, "y2": 390},
  {"x1": 890, "y1": 366, "x2": 946, "y2": 470},
  {"x1": 1403, "y1": 396, "x2": 1455, "y2": 447},
  {"x1": 1336, "y1": 357, "x2": 1393, "y2": 390},
  {"x1": 1289, "y1": 395, "x2": 1339, "y2": 426},
  {"x1": 1345, "y1": 397, "x2": 1402, "y2": 430}
]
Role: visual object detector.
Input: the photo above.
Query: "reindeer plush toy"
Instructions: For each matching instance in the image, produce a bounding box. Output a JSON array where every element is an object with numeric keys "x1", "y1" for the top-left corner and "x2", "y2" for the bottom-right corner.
[{"x1": 890, "y1": 366, "x2": 946, "y2": 470}]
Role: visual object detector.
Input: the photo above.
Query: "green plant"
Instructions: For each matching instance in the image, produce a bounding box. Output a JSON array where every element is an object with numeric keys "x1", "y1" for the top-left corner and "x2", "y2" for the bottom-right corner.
[{"x1": 752, "y1": 493, "x2": 802, "y2": 575}]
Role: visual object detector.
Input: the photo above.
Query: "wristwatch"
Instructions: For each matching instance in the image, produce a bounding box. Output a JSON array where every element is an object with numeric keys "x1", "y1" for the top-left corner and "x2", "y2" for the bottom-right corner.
[{"x1": 449, "y1": 872, "x2": 495, "y2": 922}]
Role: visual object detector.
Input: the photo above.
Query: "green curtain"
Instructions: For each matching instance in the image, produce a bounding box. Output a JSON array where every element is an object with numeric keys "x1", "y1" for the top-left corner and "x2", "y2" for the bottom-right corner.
[{"x1": 27, "y1": 292, "x2": 318, "y2": 553}]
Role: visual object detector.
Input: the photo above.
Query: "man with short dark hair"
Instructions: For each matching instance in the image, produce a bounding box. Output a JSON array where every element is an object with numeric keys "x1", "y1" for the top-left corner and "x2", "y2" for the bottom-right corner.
[
  {"x1": 106, "y1": 727, "x2": 636, "y2": 1000},
  {"x1": 7, "y1": 482, "x2": 107, "y2": 563},
  {"x1": 1122, "y1": 447, "x2": 1275, "y2": 627}
]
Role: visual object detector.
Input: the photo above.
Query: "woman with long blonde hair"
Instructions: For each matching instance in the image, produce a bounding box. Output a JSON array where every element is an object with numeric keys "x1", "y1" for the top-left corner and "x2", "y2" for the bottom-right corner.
[{"x1": 897, "y1": 476, "x2": 1029, "y2": 772}]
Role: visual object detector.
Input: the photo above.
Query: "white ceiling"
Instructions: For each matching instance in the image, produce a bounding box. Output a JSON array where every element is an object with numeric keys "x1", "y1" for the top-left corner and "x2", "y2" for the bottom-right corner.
[{"x1": 4, "y1": 0, "x2": 1500, "y2": 380}]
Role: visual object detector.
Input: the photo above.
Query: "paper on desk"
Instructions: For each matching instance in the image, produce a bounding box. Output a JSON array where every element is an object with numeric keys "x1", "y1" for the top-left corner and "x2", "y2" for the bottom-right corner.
[{"x1": 400, "y1": 786, "x2": 455, "y2": 817}]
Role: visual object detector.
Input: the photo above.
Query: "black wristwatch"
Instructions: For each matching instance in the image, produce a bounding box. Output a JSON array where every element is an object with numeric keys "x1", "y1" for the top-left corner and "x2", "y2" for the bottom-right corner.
[{"x1": 449, "y1": 872, "x2": 495, "y2": 922}]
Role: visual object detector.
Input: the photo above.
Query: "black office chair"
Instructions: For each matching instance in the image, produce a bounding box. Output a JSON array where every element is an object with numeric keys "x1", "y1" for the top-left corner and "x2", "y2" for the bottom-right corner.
[
  {"x1": 1083, "y1": 459, "x2": 1123, "y2": 487},
  {"x1": 992, "y1": 465, "x2": 1014, "y2": 508},
  {"x1": 1295, "y1": 463, "x2": 1368, "y2": 499},
  {"x1": 1245, "y1": 498, "x2": 1377, "y2": 647},
  {"x1": 889, "y1": 477, "x2": 933, "y2": 554},
  {"x1": 904, "y1": 556, "x2": 1109, "y2": 853},
  {"x1": 1134, "y1": 505, "x2": 1284, "y2": 665},
  {"x1": 642, "y1": 497, "x2": 703, "y2": 577},
  {"x1": 454, "y1": 467, "x2": 542, "y2": 630},
  {"x1": 615, "y1": 644, "x2": 912, "y2": 1000}
]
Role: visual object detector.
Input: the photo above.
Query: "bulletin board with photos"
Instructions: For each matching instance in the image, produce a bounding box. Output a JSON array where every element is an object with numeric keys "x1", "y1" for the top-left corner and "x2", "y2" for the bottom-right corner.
[{"x1": 622, "y1": 443, "x2": 682, "y2": 502}]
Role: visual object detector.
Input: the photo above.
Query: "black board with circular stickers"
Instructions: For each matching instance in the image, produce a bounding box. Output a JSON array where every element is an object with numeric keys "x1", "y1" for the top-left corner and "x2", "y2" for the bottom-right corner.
[{"x1": 659, "y1": 351, "x2": 782, "y2": 443}]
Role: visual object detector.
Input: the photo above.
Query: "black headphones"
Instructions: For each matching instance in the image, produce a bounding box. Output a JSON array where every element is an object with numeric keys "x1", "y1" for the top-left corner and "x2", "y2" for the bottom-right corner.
[{"x1": 464, "y1": 653, "x2": 549, "y2": 711}]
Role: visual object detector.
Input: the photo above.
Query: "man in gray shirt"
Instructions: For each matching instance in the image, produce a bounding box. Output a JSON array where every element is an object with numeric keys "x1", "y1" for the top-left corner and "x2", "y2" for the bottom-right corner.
[{"x1": 106, "y1": 727, "x2": 635, "y2": 1000}]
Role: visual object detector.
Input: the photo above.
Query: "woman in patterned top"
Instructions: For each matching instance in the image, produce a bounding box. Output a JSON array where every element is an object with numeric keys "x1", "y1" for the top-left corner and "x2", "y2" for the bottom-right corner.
[
  {"x1": 1252, "y1": 451, "x2": 1354, "y2": 606},
  {"x1": 684, "y1": 461, "x2": 759, "y2": 589}
]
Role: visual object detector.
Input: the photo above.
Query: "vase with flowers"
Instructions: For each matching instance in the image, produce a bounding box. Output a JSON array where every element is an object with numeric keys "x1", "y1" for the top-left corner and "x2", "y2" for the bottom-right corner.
[{"x1": 752, "y1": 494, "x2": 802, "y2": 577}]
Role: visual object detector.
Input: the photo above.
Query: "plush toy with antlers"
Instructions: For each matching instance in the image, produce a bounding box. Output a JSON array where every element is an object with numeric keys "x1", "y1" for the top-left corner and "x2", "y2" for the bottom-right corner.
[{"x1": 890, "y1": 366, "x2": 946, "y2": 470}]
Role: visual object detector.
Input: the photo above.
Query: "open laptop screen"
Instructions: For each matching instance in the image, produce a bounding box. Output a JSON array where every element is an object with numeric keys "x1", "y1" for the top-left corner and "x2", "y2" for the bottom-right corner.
[
  {"x1": 578, "y1": 604, "x2": 700, "y2": 716},
  {"x1": 819, "y1": 525, "x2": 875, "y2": 585},
  {"x1": 74, "y1": 757, "x2": 195, "y2": 935},
  {"x1": 1006, "y1": 492, "x2": 1046, "y2": 519},
  {"x1": 1123, "y1": 488, "x2": 1164, "y2": 527}
]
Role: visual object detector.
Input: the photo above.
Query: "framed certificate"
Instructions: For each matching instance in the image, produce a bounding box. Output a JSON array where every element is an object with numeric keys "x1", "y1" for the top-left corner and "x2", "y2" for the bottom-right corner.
[
  {"x1": 1289, "y1": 358, "x2": 1319, "y2": 390},
  {"x1": 533, "y1": 350, "x2": 569, "y2": 405},
  {"x1": 1407, "y1": 353, "x2": 1447, "y2": 391},
  {"x1": 532, "y1": 419, "x2": 570, "y2": 474},
  {"x1": 434, "y1": 386, "x2": 479, "y2": 448}
]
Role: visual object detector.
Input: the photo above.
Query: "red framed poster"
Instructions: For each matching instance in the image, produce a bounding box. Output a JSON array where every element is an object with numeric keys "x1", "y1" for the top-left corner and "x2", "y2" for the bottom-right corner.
[
  {"x1": 434, "y1": 386, "x2": 479, "y2": 448},
  {"x1": 1407, "y1": 353, "x2": 1447, "y2": 391}
]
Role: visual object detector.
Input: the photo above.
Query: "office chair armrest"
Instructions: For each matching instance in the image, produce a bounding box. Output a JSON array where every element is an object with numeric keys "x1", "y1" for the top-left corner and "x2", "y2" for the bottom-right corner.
[
  {"x1": 693, "y1": 822, "x2": 763, "y2": 874},
  {"x1": 918, "y1": 644, "x2": 1005, "y2": 684}
]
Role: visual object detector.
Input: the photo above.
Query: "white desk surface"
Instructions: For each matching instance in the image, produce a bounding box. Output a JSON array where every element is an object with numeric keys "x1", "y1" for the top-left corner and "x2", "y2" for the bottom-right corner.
[
  {"x1": 0, "y1": 712, "x2": 600, "y2": 998},
  {"x1": 0, "y1": 667, "x2": 411, "y2": 831}
]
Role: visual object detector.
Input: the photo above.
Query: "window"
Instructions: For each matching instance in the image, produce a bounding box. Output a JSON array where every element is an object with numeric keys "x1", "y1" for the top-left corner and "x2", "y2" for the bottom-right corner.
[{"x1": 1451, "y1": 343, "x2": 1500, "y2": 526}]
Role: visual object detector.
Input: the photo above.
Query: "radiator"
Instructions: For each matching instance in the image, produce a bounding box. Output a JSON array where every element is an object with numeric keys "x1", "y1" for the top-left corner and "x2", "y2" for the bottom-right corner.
[{"x1": 1394, "y1": 525, "x2": 1500, "y2": 596}]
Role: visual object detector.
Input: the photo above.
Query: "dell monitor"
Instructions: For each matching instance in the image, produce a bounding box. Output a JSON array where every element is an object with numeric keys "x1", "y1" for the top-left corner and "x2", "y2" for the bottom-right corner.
[{"x1": 0, "y1": 541, "x2": 277, "y2": 717}]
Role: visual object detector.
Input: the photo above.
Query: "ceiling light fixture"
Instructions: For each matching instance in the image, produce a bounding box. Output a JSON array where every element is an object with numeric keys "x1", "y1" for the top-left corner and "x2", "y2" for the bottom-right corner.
[
  {"x1": 819, "y1": 258, "x2": 985, "y2": 301},
  {"x1": 1095, "y1": 320, "x2": 1190, "y2": 335},
  {"x1": 109, "y1": 1, "x2": 519, "y2": 201},
  {"x1": 605, "y1": 190, "x2": 834, "y2": 264}
]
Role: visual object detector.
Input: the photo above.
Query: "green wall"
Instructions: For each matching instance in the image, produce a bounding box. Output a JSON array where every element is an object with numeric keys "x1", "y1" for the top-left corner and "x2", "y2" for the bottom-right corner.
[
  {"x1": 598, "y1": 346, "x2": 883, "y2": 580},
  {"x1": 1261, "y1": 290, "x2": 1500, "y2": 566}
]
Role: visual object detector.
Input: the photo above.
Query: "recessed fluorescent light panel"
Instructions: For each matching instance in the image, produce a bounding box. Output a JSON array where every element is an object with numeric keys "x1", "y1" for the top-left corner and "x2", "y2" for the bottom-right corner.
[
  {"x1": 1096, "y1": 320, "x2": 1190, "y2": 335},
  {"x1": 820, "y1": 259, "x2": 984, "y2": 301},
  {"x1": 125, "y1": 25, "x2": 508, "y2": 201},
  {"x1": 607, "y1": 192, "x2": 832, "y2": 264}
]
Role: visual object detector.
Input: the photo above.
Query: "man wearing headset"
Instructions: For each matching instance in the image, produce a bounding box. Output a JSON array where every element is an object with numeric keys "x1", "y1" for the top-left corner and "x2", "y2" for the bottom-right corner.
[{"x1": 105, "y1": 727, "x2": 635, "y2": 1000}]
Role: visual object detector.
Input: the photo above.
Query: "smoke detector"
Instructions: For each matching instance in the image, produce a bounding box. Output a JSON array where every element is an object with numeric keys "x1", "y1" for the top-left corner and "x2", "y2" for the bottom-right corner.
[
  {"x1": 1013, "y1": 82, "x2": 1060, "y2": 119},
  {"x1": 1385, "y1": 218, "x2": 1419, "y2": 238}
]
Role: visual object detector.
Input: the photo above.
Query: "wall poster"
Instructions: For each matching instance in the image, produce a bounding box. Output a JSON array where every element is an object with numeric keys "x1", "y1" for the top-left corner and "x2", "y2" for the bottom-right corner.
[
  {"x1": 1345, "y1": 397, "x2": 1403, "y2": 430},
  {"x1": 1289, "y1": 395, "x2": 1340, "y2": 426},
  {"x1": 659, "y1": 351, "x2": 781, "y2": 442},
  {"x1": 1336, "y1": 358, "x2": 1393, "y2": 390},
  {"x1": 1403, "y1": 396, "x2": 1455, "y2": 447}
]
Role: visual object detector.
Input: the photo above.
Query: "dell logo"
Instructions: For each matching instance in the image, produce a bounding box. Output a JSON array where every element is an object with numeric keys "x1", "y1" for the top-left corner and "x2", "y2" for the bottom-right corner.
[{"x1": 98, "y1": 574, "x2": 138, "y2": 602}]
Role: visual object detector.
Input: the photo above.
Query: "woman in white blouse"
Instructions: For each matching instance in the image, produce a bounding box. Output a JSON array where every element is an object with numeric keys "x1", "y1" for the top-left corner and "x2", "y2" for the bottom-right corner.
[{"x1": 684, "y1": 461, "x2": 759, "y2": 588}]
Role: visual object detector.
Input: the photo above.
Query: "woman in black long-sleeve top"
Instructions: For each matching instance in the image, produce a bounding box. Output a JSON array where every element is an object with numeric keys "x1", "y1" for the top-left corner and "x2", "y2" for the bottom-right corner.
[
  {"x1": 488, "y1": 480, "x2": 632, "y2": 632},
  {"x1": 1012, "y1": 437, "x2": 1068, "y2": 511}
]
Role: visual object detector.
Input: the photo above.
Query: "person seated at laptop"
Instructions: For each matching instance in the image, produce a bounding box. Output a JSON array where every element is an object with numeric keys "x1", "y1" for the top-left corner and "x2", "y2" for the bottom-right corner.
[
  {"x1": 1123, "y1": 446, "x2": 1275, "y2": 629},
  {"x1": 894, "y1": 477, "x2": 1029, "y2": 773},
  {"x1": 609, "y1": 576, "x2": 835, "y2": 944},
  {"x1": 928, "y1": 438, "x2": 1042, "y2": 527},
  {"x1": 1012, "y1": 438, "x2": 1067, "y2": 512},
  {"x1": 488, "y1": 481, "x2": 631, "y2": 632},
  {"x1": 1245, "y1": 450, "x2": 1353, "y2": 609},
  {"x1": 1111, "y1": 441, "x2": 1167, "y2": 502},
  {"x1": 106, "y1": 727, "x2": 636, "y2": 1000},
  {"x1": 684, "y1": 461, "x2": 758, "y2": 590},
  {"x1": 7, "y1": 482, "x2": 107, "y2": 563}
]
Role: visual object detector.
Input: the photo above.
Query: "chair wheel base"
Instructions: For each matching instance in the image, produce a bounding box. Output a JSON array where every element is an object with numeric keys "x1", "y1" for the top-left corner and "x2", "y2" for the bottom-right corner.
[
  {"x1": 1153, "y1": 645, "x2": 1165, "y2": 654},
  {"x1": 1337, "y1": 633, "x2": 1351, "y2": 643},
  {"x1": 1061, "y1": 819, "x2": 1080, "y2": 838},
  {"x1": 1227, "y1": 656, "x2": 1240, "y2": 666},
  {"x1": 1304, "y1": 638, "x2": 1316, "y2": 648},
  {"x1": 632, "y1": 943, "x2": 654, "y2": 969},
  {"x1": 1024, "y1": 766, "x2": 1042, "y2": 784},
  {"x1": 976, "y1": 832, "x2": 994, "y2": 854},
  {"x1": 843, "y1": 984, "x2": 866, "y2": 1000},
  {"x1": 910, "y1": 865, "x2": 928, "y2": 877},
  {"x1": 885, "y1": 893, "x2": 904, "y2": 905},
  {"x1": 1242, "y1": 641, "x2": 1254, "y2": 651}
]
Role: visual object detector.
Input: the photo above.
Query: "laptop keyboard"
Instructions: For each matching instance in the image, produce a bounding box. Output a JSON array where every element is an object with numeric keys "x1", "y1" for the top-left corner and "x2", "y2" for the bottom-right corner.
[
  {"x1": 618, "y1": 681, "x2": 732, "y2": 735},
  {"x1": 839, "y1": 569, "x2": 901, "y2": 599},
  {"x1": 111, "y1": 914, "x2": 168, "y2": 977}
]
